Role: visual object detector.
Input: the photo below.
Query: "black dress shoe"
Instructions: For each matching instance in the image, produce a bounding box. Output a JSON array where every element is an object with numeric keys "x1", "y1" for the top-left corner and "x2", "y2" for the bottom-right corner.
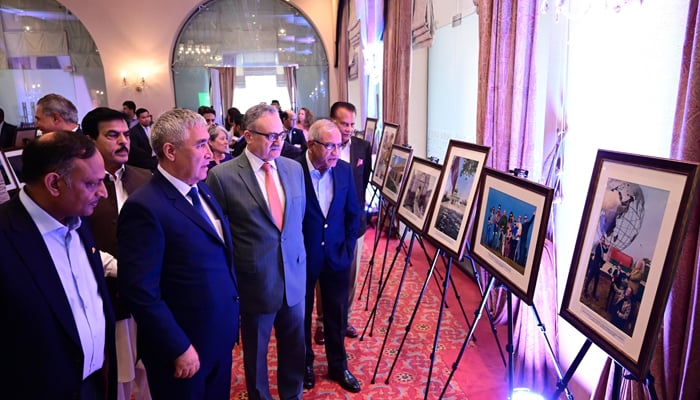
[
  {"x1": 314, "y1": 326, "x2": 325, "y2": 345},
  {"x1": 304, "y1": 365, "x2": 315, "y2": 390},
  {"x1": 328, "y1": 369, "x2": 361, "y2": 393},
  {"x1": 345, "y1": 325, "x2": 358, "y2": 338}
]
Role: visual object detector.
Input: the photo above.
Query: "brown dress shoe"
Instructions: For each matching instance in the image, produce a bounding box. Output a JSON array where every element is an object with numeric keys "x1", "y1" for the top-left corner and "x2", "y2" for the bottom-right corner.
[
  {"x1": 314, "y1": 326, "x2": 325, "y2": 345},
  {"x1": 345, "y1": 325, "x2": 358, "y2": 338}
]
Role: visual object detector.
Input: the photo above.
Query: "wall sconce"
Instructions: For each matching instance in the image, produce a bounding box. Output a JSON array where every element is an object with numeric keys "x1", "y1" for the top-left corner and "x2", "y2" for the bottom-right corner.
[{"x1": 121, "y1": 71, "x2": 146, "y2": 92}]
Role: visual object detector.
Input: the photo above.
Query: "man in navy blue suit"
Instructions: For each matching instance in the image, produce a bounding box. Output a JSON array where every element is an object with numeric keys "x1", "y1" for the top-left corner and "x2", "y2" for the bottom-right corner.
[
  {"x1": 0, "y1": 131, "x2": 116, "y2": 399},
  {"x1": 118, "y1": 109, "x2": 239, "y2": 399},
  {"x1": 297, "y1": 119, "x2": 361, "y2": 393}
]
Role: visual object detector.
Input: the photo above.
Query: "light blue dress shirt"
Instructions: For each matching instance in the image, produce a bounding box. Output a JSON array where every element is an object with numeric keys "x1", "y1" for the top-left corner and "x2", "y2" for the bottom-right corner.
[
  {"x1": 305, "y1": 152, "x2": 334, "y2": 217},
  {"x1": 19, "y1": 189, "x2": 106, "y2": 379}
]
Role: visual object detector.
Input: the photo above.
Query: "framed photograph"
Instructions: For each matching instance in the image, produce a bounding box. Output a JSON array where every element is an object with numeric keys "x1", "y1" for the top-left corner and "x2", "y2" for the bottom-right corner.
[
  {"x1": 371, "y1": 122, "x2": 398, "y2": 189},
  {"x1": 0, "y1": 151, "x2": 18, "y2": 191},
  {"x1": 363, "y1": 117, "x2": 378, "y2": 147},
  {"x1": 14, "y1": 128, "x2": 37, "y2": 148},
  {"x1": 470, "y1": 168, "x2": 553, "y2": 304},
  {"x1": 4, "y1": 149, "x2": 23, "y2": 187},
  {"x1": 560, "y1": 149, "x2": 699, "y2": 379},
  {"x1": 380, "y1": 145, "x2": 413, "y2": 206},
  {"x1": 397, "y1": 157, "x2": 442, "y2": 234},
  {"x1": 425, "y1": 140, "x2": 490, "y2": 260}
]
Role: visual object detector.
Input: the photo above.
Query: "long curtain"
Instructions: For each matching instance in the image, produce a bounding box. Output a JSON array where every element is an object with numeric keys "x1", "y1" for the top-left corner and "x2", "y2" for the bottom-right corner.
[
  {"x1": 475, "y1": 0, "x2": 558, "y2": 393},
  {"x1": 594, "y1": 1, "x2": 700, "y2": 398},
  {"x1": 381, "y1": 0, "x2": 411, "y2": 145},
  {"x1": 284, "y1": 66, "x2": 297, "y2": 111},
  {"x1": 336, "y1": 0, "x2": 349, "y2": 102},
  {"x1": 215, "y1": 67, "x2": 235, "y2": 111}
]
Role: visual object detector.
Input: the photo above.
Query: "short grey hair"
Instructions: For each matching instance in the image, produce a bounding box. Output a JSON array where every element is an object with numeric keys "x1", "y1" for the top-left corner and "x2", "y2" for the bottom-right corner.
[
  {"x1": 151, "y1": 108, "x2": 207, "y2": 159},
  {"x1": 242, "y1": 104, "x2": 278, "y2": 132},
  {"x1": 37, "y1": 93, "x2": 78, "y2": 124},
  {"x1": 208, "y1": 124, "x2": 229, "y2": 142},
  {"x1": 308, "y1": 119, "x2": 340, "y2": 142}
]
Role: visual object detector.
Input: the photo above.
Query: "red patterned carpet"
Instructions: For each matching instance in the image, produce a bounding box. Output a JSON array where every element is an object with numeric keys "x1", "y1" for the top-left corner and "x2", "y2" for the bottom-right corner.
[{"x1": 229, "y1": 227, "x2": 509, "y2": 399}]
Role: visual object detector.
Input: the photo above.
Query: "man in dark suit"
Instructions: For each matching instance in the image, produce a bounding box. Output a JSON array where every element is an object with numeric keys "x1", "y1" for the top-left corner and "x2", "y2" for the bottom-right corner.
[
  {"x1": 118, "y1": 109, "x2": 239, "y2": 399},
  {"x1": 127, "y1": 108, "x2": 157, "y2": 171},
  {"x1": 206, "y1": 104, "x2": 307, "y2": 400},
  {"x1": 310, "y1": 101, "x2": 372, "y2": 341},
  {"x1": 282, "y1": 109, "x2": 307, "y2": 149},
  {"x1": 0, "y1": 131, "x2": 116, "y2": 399},
  {"x1": 297, "y1": 119, "x2": 361, "y2": 393},
  {"x1": 0, "y1": 108, "x2": 17, "y2": 149},
  {"x1": 83, "y1": 107, "x2": 152, "y2": 399},
  {"x1": 34, "y1": 93, "x2": 82, "y2": 133}
]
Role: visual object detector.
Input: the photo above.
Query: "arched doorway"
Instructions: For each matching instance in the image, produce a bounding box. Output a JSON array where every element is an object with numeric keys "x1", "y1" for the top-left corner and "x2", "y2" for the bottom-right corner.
[{"x1": 172, "y1": 0, "x2": 329, "y2": 123}]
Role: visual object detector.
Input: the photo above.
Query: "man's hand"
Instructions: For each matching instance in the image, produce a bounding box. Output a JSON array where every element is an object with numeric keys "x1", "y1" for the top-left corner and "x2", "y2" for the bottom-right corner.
[{"x1": 173, "y1": 345, "x2": 200, "y2": 379}]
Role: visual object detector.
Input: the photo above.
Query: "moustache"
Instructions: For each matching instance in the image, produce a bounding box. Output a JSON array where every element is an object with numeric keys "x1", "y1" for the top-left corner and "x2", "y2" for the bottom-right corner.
[{"x1": 116, "y1": 146, "x2": 129, "y2": 154}]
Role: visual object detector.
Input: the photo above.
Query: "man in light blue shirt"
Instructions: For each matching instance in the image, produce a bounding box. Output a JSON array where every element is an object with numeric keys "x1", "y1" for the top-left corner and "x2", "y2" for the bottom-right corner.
[{"x1": 0, "y1": 130, "x2": 116, "y2": 399}]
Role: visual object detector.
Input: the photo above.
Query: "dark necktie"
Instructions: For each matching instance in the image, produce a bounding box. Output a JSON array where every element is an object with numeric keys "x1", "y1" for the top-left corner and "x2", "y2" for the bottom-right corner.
[
  {"x1": 188, "y1": 186, "x2": 214, "y2": 230},
  {"x1": 104, "y1": 173, "x2": 117, "y2": 210}
]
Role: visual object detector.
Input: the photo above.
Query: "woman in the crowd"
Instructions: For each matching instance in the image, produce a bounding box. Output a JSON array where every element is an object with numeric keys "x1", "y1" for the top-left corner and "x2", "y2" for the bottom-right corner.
[
  {"x1": 295, "y1": 107, "x2": 314, "y2": 140},
  {"x1": 207, "y1": 124, "x2": 233, "y2": 172}
]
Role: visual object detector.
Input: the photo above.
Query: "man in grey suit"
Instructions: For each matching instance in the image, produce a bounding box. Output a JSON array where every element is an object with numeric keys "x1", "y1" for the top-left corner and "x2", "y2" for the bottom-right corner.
[{"x1": 207, "y1": 104, "x2": 307, "y2": 400}]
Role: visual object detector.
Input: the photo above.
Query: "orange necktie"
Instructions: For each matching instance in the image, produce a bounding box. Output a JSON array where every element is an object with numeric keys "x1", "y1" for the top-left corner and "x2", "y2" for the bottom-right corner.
[{"x1": 261, "y1": 162, "x2": 284, "y2": 230}]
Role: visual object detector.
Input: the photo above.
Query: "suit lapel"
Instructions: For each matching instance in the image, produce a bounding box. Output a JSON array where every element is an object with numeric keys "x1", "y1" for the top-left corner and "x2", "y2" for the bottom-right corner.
[
  {"x1": 7, "y1": 199, "x2": 82, "y2": 347},
  {"x1": 154, "y1": 172, "x2": 223, "y2": 243},
  {"x1": 236, "y1": 156, "x2": 278, "y2": 227},
  {"x1": 299, "y1": 158, "x2": 323, "y2": 214}
]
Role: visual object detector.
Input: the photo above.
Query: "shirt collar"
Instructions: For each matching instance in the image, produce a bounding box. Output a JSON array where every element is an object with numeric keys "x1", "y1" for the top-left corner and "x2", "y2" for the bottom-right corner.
[
  {"x1": 106, "y1": 165, "x2": 125, "y2": 182},
  {"x1": 157, "y1": 165, "x2": 196, "y2": 198},
  {"x1": 244, "y1": 148, "x2": 277, "y2": 172},
  {"x1": 19, "y1": 188, "x2": 81, "y2": 233}
]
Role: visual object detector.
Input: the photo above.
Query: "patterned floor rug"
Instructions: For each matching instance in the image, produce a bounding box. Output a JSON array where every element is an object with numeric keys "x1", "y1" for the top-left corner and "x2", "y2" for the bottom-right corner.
[{"x1": 229, "y1": 228, "x2": 509, "y2": 399}]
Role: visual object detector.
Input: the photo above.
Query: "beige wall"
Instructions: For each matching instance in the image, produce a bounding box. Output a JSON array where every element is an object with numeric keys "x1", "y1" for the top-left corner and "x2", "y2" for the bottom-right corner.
[{"x1": 60, "y1": 0, "x2": 337, "y2": 117}]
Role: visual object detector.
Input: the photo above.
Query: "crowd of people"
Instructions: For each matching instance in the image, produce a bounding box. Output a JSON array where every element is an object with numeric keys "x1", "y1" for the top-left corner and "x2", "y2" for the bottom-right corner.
[
  {"x1": 481, "y1": 205, "x2": 534, "y2": 267},
  {"x1": 0, "y1": 94, "x2": 373, "y2": 400}
]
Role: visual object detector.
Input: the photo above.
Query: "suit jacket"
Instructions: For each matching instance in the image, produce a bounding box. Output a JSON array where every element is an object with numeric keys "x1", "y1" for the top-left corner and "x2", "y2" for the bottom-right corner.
[
  {"x1": 206, "y1": 154, "x2": 307, "y2": 314},
  {"x1": 349, "y1": 136, "x2": 372, "y2": 236},
  {"x1": 88, "y1": 165, "x2": 152, "y2": 319},
  {"x1": 297, "y1": 156, "x2": 360, "y2": 274},
  {"x1": 0, "y1": 121, "x2": 17, "y2": 149},
  {"x1": 286, "y1": 127, "x2": 307, "y2": 149},
  {"x1": 127, "y1": 124, "x2": 157, "y2": 171},
  {"x1": 0, "y1": 195, "x2": 117, "y2": 399},
  {"x1": 117, "y1": 171, "x2": 239, "y2": 364}
]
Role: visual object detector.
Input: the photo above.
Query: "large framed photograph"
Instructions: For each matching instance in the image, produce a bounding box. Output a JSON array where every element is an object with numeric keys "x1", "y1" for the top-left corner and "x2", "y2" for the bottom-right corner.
[
  {"x1": 560, "y1": 150, "x2": 699, "y2": 379},
  {"x1": 3, "y1": 149, "x2": 22, "y2": 188},
  {"x1": 397, "y1": 157, "x2": 442, "y2": 234},
  {"x1": 363, "y1": 117, "x2": 378, "y2": 148},
  {"x1": 425, "y1": 140, "x2": 490, "y2": 260},
  {"x1": 380, "y1": 145, "x2": 413, "y2": 205},
  {"x1": 370, "y1": 122, "x2": 398, "y2": 189},
  {"x1": 0, "y1": 151, "x2": 18, "y2": 191},
  {"x1": 470, "y1": 168, "x2": 553, "y2": 304}
]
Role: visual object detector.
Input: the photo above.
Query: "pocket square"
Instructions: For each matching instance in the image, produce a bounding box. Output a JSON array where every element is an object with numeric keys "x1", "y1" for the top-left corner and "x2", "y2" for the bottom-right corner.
[{"x1": 356, "y1": 159, "x2": 363, "y2": 167}]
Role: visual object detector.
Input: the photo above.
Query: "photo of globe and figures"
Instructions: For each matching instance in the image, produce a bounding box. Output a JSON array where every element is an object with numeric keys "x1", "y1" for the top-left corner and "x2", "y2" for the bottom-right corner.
[
  {"x1": 579, "y1": 178, "x2": 669, "y2": 337},
  {"x1": 479, "y1": 188, "x2": 537, "y2": 275}
]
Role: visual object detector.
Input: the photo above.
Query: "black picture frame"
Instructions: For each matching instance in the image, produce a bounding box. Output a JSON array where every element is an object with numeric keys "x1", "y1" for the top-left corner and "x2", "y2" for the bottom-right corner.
[
  {"x1": 396, "y1": 157, "x2": 442, "y2": 234},
  {"x1": 560, "y1": 149, "x2": 700, "y2": 379},
  {"x1": 425, "y1": 140, "x2": 490, "y2": 260},
  {"x1": 380, "y1": 145, "x2": 413, "y2": 206},
  {"x1": 469, "y1": 167, "x2": 554, "y2": 304}
]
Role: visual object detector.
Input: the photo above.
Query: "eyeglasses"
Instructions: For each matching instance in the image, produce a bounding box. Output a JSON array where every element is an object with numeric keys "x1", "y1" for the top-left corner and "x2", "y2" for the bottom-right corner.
[
  {"x1": 312, "y1": 140, "x2": 343, "y2": 151},
  {"x1": 249, "y1": 129, "x2": 287, "y2": 142}
]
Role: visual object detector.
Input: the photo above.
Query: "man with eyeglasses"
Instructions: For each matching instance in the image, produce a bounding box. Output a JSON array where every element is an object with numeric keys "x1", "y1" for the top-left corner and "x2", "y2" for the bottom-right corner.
[
  {"x1": 207, "y1": 104, "x2": 307, "y2": 400},
  {"x1": 296, "y1": 119, "x2": 361, "y2": 393},
  {"x1": 309, "y1": 102, "x2": 371, "y2": 344}
]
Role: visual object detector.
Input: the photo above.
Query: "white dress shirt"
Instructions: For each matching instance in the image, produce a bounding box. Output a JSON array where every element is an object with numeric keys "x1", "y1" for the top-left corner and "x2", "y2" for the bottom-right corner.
[{"x1": 305, "y1": 152, "x2": 333, "y2": 217}]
